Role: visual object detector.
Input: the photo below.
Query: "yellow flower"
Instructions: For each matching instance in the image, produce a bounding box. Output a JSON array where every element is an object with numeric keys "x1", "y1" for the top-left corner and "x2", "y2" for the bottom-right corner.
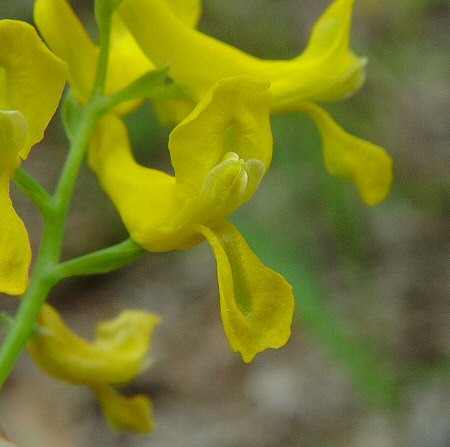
[
  {"x1": 118, "y1": 0, "x2": 393, "y2": 205},
  {"x1": 28, "y1": 304, "x2": 160, "y2": 433},
  {"x1": 89, "y1": 76, "x2": 295, "y2": 362},
  {"x1": 0, "y1": 20, "x2": 66, "y2": 295},
  {"x1": 34, "y1": 0, "x2": 201, "y2": 114}
]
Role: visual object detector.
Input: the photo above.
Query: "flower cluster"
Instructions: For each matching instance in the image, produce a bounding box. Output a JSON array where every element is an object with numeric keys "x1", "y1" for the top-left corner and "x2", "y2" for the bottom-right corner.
[{"x1": 0, "y1": 0, "x2": 392, "y2": 434}]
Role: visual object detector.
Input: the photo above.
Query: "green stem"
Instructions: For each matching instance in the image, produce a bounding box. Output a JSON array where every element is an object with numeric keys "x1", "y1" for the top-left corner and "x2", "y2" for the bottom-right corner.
[
  {"x1": 92, "y1": 0, "x2": 113, "y2": 98},
  {"x1": 0, "y1": 5, "x2": 115, "y2": 386},
  {"x1": 0, "y1": 223, "x2": 59, "y2": 387},
  {"x1": 54, "y1": 239, "x2": 145, "y2": 280},
  {"x1": 13, "y1": 168, "x2": 51, "y2": 212},
  {"x1": 51, "y1": 101, "x2": 102, "y2": 224},
  {"x1": 101, "y1": 66, "x2": 171, "y2": 110}
]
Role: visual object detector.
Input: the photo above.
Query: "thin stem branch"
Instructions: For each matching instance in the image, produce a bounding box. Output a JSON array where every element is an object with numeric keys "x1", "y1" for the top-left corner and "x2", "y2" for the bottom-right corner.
[
  {"x1": 54, "y1": 239, "x2": 145, "y2": 280},
  {"x1": 91, "y1": 0, "x2": 113, "y2": 98},
  {"x1": 0, "y1": 224, "x2": 58, "y2": 387},
  {"x1": 13, "y1": 168, "x2": 51, "y2": 212}
]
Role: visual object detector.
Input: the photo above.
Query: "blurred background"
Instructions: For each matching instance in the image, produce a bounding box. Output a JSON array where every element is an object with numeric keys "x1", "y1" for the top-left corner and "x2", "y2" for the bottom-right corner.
[{"x1": 0, "y1": 0, "x2": 449, "y2": 446}]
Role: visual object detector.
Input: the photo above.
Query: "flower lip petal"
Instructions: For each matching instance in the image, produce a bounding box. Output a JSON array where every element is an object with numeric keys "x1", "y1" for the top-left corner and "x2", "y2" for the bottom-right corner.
[
  {"x1": 198, "y1": 221, "x2": 295, "y2": 363},
  {"x1": 191, "y1": 152, "x2": 250, "y2": 224}
]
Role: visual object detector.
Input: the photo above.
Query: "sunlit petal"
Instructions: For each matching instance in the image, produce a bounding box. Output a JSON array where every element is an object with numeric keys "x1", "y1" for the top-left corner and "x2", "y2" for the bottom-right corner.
[
  {"x1": 0, "y1": 185, "x2": 30, "y2": 295},
  {"x1": 0, "y1": 110, "x2": 31, "y2": 295}
]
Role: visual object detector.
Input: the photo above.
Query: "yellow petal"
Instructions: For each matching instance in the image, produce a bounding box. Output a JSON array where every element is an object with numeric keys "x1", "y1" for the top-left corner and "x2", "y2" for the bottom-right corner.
[
  {"x1": 301, "y1": 102, "x2": 393, "y2": 205},
  {"x1": 88, "y1": 113, "x2": 235, "y2": 252},
  {"x1": 89, "y1": 79, "x2": 270, "y2": 253},
  {"x1": 0, "y1": 110, "x2": 28, "y2": 173},
  {"x1": 88, "y1": 114, "x2": 187, "y2": 251},
  {"x1": 92, "y1": 384, "x2": 153, "y2": 433},
  {"x1": 118, "y1": 0, "x2": 255, "y2": 100},
  {"x1": 119, "y1": 0, "x2": 364, "y2": 113},
  {"x1": 0, "y1": 20, "x2": 64, "y2": 294},
  {"x1": 0, "y1": 20, "x2": 66, "y2": 158},
  {"x1": 198, "y1": 221, "x2": 295, "y2": 363},
  {"x1": 0, "y1": 111, "x2": 31, "y2": 295},
  {"x1": 152, "y1": 97, "x2": 197, "y2": 125},
  {"x1": 122, "y1": 0, "x2": 202, "y2": 119},
  {"x1": 166, "y1": 0, "x2": 202, "y2": 27},
  {"x1": 0, "y1": 176, "x2": 31, "y2": 296},
  {"x1": 34, "y1": 0, "x2": 95, "y2": 104},
  {"x1": 169, "y1": 76, "x2": 272, "y2": 191},
  {"x1": 302, "y1": 0, "x2": 355, "y2": 58},
  {"x1": 28, "y1": 304, "x2": 160, "y2": 384},
  {"x1": 107, "y1": 14, "x2": 154, "y2": 101},
  {"x1": 108, "y1": 0, "x2": 202, "y2": 112}
]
